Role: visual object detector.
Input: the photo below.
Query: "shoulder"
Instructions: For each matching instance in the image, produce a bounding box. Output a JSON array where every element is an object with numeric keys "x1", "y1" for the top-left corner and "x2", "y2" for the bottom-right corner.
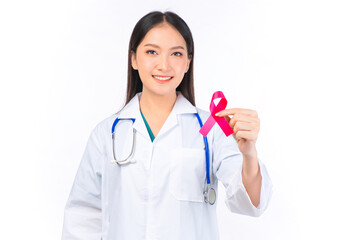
[{"x1": 91, "y1": 113, "x2": 118, "y2": 139}]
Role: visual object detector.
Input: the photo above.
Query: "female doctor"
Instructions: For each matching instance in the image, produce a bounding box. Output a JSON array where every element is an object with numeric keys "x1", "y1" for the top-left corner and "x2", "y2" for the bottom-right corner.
[{"x1": 62, "y1": 11, "x2": 273, "y2": 240}]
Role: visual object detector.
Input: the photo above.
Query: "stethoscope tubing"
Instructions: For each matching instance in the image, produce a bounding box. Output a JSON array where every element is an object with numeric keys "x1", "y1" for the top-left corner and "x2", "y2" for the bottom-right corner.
[
  {"x1": 111, "y1": 118, "x2": 136, "y2": 165},
  {"x1": 194, "y1": 113, "x2": 210, "y2": 185}
]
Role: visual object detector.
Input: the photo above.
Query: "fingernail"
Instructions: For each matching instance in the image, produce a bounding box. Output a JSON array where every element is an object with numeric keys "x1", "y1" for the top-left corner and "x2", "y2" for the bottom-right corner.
[{"x1": 215, "y1": 112, "x2": 220, "y2": 116}]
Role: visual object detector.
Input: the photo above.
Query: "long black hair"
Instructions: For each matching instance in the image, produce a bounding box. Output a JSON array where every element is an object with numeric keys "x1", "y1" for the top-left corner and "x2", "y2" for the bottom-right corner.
[{"x1": 125, "y1": 11, "x2": 195, "y2": 106}]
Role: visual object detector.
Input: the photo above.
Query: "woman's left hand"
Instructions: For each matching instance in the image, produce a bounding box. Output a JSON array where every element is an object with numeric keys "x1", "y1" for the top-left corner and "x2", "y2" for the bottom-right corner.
[{"x1": 216, "y1": 108, "x2": 260, "y2": 159}]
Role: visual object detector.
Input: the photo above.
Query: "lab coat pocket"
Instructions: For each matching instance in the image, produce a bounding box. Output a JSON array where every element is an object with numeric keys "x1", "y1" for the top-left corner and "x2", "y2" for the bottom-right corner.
[{"x1": 169, "y1": 148, "x2": 206, "y2": 202}]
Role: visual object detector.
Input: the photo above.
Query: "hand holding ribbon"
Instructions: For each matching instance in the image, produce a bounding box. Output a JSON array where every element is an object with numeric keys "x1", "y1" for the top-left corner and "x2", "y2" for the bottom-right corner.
[
  {"x1": 216, "y1": 107, "x2": 260, "y2": 159},
  {"x1": 199, "y1": 91, "x2": 260, "y2": 159}
]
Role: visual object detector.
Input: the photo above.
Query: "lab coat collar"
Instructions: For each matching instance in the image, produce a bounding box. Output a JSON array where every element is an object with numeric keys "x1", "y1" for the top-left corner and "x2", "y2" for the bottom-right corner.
[
  {"x1": 171, "y1": 91, "x2": 198, "y2": 115},
  {"x1": 117, "y1": 91, "x2": 197, "y2": 140}
]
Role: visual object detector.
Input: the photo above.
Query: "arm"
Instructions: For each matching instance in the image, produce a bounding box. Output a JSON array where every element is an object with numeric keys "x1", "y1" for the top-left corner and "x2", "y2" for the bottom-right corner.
[
  {"x1": 62, "y1": 126, "x2": 104, "y2": 239},
  {"x1": 242, "y1": 153, "x2": 262, "y2": 207},
  {"x1": 213, "y1": 109, "x2": 273, "y2": 217}
]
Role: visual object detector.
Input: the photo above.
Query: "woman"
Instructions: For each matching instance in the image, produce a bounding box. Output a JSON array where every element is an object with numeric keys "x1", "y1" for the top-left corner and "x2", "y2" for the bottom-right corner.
[{"x1": 62, "y1": 11, "x2": 273, "y2": 240}]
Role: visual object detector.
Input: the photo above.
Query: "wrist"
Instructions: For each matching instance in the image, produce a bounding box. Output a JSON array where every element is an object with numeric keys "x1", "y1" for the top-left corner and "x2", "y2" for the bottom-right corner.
[
  {"x1": 242, "y1": 151, "x2": 259, "y2": 177},
  {"x1": 242, "y1": 149, "x2": 258, "y2": 162}
]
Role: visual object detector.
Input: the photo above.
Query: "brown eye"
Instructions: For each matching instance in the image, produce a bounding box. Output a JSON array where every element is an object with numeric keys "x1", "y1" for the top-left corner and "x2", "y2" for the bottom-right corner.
[
  {"x1": 146, "y1": 50, "x2": 157, "y2": 55},
  {"x1": 172, "y1": 52, "x2": 182, "y2": 56}
]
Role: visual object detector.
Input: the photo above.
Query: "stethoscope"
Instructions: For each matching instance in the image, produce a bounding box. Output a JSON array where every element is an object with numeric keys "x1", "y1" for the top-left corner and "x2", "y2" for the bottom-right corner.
[{"x1": 111, "y1": 112, "x2": 216, "y2": 205}]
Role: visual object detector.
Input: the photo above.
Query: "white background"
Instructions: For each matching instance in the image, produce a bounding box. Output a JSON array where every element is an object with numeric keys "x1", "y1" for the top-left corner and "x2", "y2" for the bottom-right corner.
[{"x1": 1, "y1": 0, "x2": 359, "y2": 239}]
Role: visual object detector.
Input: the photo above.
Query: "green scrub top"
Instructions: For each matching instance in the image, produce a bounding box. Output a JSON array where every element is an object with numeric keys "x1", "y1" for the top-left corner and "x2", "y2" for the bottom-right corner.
[{"x1": 140, "y1": 109, "x2": 155, "y2": 142}]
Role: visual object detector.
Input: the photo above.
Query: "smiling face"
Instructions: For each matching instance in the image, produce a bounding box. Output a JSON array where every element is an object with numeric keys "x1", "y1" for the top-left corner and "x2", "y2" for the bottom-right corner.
[{"x1": 131, "y1": 22, "x2": 191, "y2": 98}]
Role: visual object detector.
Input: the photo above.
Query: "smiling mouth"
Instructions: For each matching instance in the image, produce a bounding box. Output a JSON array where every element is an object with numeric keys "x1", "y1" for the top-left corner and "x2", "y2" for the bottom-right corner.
[{"x1": 152, "y1": 75, "x2": 173, "y2": 82}]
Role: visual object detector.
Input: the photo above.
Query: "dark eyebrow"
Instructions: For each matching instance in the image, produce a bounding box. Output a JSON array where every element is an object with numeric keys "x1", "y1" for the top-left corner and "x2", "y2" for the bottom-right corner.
[{"x1": 143, "y1": 43, "x2": 185, "y2": 50}]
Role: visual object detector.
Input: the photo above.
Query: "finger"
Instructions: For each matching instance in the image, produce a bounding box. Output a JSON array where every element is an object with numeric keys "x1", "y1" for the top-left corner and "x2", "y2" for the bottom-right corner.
[
  {"x1": 235, "y1": 131, "x2": 257, "y2": 141},
  {"x1": 229, "y1": 114, "x2": 259, "y2": 128},
  {"x1": 233, "y1": 122, "x2": 255, "y2": 132},
  {"x1": 216, "y1": 108, "x2": 258, "y2": 117}
]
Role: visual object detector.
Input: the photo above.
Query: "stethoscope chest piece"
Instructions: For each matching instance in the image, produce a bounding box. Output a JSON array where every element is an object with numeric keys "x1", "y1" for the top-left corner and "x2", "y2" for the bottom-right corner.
[{"x1": 204, "y1": 187, "x2": 216, "y2": 205}]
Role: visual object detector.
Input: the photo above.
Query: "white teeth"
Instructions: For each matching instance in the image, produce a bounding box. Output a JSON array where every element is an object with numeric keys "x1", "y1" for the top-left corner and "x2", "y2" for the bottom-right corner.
[{"x1": 153, "y1": 76, "x2": 172, "y2": 80}]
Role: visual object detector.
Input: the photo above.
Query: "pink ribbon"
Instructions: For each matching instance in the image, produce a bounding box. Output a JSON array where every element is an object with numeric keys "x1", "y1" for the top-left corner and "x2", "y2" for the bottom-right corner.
[{"x1": 199, "y1": 91, "x2": 234, "y2": 137}]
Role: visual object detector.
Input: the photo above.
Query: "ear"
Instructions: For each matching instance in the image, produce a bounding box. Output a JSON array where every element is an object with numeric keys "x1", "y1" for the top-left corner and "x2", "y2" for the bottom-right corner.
[
  {"x1": 185, "y1": 55, "x2": 192, "y2": 73},
  {"x1": 131, "y1": 51, "x2": 138, "y2": 70}
]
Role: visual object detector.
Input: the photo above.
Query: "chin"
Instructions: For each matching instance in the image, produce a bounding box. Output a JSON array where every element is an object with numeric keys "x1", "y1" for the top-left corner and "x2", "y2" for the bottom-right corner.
[{"x1": 146, "y1": 87, "x2": 178, "y2": 97}]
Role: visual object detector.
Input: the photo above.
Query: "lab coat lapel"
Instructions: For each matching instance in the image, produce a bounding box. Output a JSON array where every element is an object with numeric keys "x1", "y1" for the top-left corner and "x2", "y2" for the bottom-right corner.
[
  {"x1": 117, "y1": 93, "x2": 149, "y2": 139},
  {"x1": 156, "y1": 92, "x2": 197, "y2": 138}
]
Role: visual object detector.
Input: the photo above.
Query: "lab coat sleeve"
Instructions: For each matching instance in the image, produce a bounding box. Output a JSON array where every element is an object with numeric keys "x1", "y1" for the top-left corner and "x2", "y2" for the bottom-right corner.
[
  {"x1": 212, "y1": 125, "x2": 273, "y2": 217},
  {"x1": 62, "y1": 125, "x2": 104, "y2": 240}
]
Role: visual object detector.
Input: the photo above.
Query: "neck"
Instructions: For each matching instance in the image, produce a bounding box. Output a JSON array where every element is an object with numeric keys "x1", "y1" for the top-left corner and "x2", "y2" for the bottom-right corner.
[{"x1": 139, "y1": 90, "x2": 178, "y2": 117}]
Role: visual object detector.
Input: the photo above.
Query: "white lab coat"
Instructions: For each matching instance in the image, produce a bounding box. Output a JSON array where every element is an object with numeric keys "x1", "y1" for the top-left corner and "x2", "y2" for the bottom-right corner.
[{"x1": 62, "y1": 92, "x2": 273, "y2": 240}]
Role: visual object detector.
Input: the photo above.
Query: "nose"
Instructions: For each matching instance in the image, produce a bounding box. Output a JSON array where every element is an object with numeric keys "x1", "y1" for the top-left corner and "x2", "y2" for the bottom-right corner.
[{"x1": 157, "y1": 55, "x2": 170, "y2": 72}]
